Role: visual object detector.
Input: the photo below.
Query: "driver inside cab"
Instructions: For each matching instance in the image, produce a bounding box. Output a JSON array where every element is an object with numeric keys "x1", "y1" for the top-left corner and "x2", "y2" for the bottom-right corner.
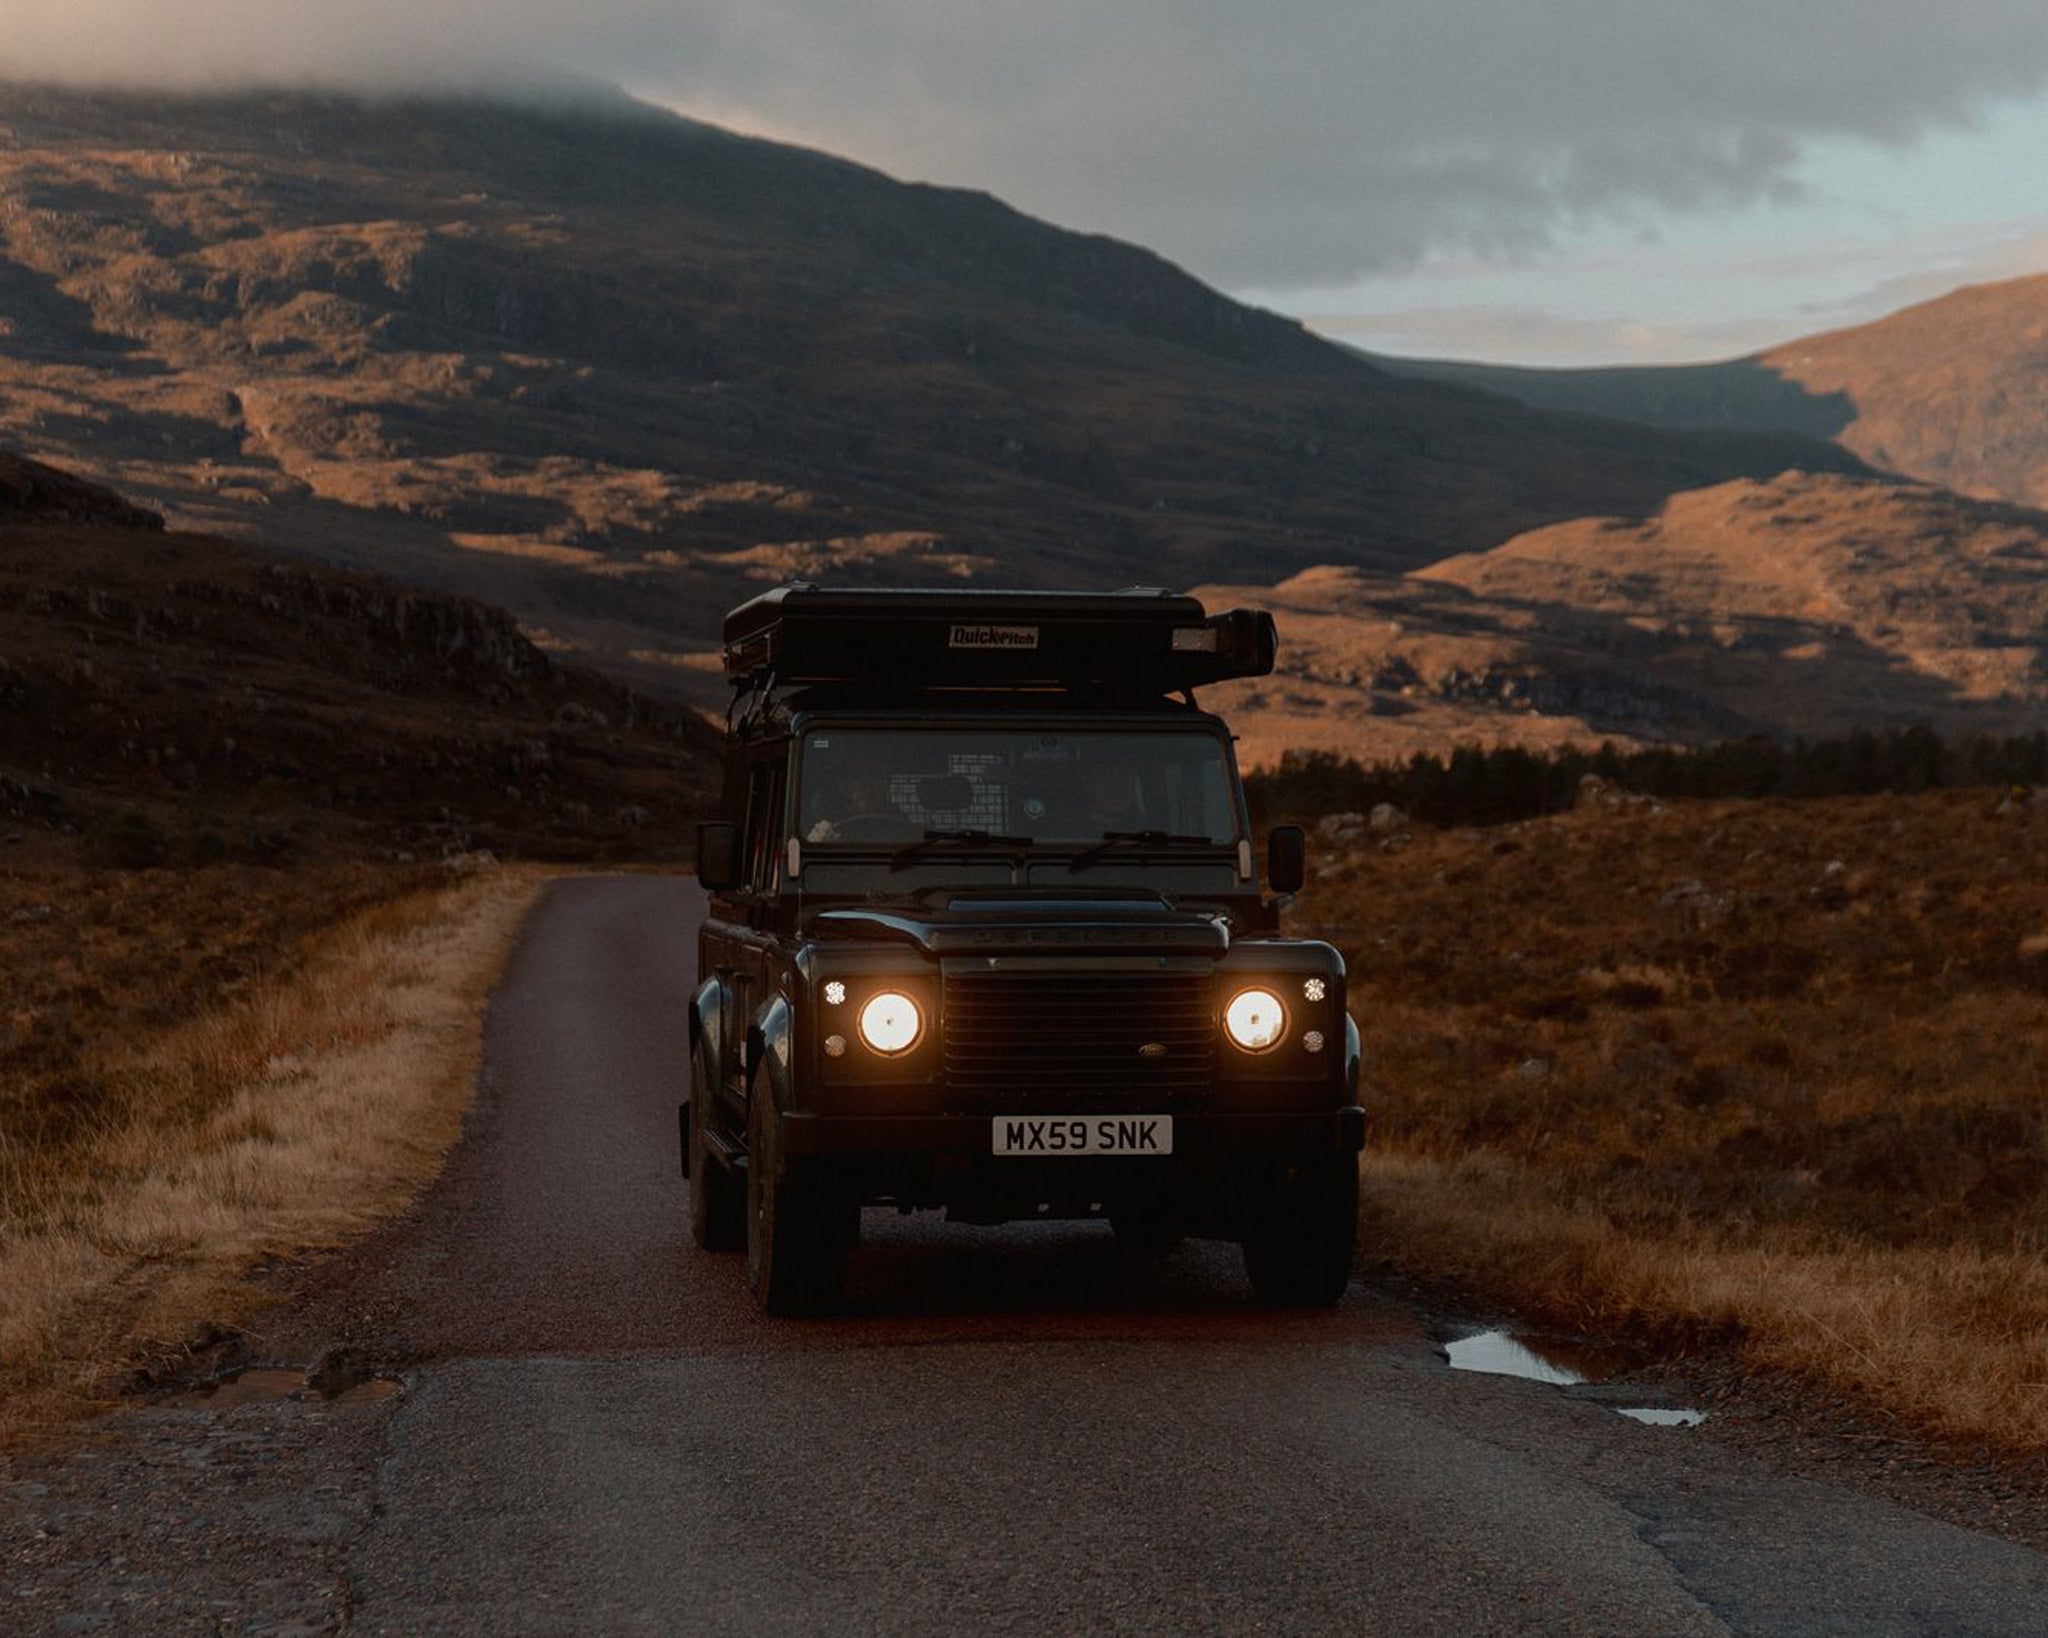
[{"x1": 805, "y1": 765, "x2": 903, "y2": 843}]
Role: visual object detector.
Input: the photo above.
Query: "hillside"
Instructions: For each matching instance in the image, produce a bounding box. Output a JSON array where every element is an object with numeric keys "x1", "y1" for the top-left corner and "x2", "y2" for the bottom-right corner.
[
  {"x1": 0, "y1": 83, "x2": 1859, "y2": 707},
  {"x1": 0, "y1": 449, "x2": 716, "y2": 1302},
  {"x1": 1757, "y1": 277, "x2": 2048, "y2": 507},
  {"x1": 1368, "y1": 270, "x2": 2048, "y2": 510},
  {"x1": 1285, "y1": 780, "x2": 2048, "y2": 1452},
  {"x1": 1362, "y1": 352, "x2": 1856, "y2": 443},
  {"x1": 0, "y1": 454, "x2": 718, "y2": 863},
  {"x1": 1198, "y1": 472, "x2": 2048, "y2": 768}
]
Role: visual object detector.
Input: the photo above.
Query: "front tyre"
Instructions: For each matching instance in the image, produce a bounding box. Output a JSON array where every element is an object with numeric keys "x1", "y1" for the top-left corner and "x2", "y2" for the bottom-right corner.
[
  {"x1": 1241, "y1": 1154, "x2": 1359, "y2": 1308},
  {"x1": 745, "y1": 1083, "x2": 851, "y2": 1315},
  {"x1": 688, "y1": 1045, "x2": 745, "y2": 1252}
]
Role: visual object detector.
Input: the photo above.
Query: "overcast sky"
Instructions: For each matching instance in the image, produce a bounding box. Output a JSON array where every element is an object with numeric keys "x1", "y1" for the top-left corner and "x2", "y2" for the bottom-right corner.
[{"x1": 9, "y1": 0, "x2": 2048, "y2": 364}]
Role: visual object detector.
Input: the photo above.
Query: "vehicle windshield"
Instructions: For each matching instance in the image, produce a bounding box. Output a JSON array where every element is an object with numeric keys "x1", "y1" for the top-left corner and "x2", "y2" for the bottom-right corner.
[{"x1": 796, "y1": 727, "x2": 1243, "y2": 852}]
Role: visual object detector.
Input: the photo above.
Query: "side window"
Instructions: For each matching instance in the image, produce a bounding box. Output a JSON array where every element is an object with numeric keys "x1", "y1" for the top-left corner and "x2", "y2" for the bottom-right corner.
[{"x1": 742, "y1": 757, "x2": 787, "y2": 892}]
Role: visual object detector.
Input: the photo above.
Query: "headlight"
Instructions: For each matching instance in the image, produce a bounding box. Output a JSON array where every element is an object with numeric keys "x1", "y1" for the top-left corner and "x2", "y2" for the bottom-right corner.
[
  {"x1": 858, "y1": 991, "x2": 923, "y2": 1055},
  {"x1": 1224, "y1": 987, "x2": 1287, "y2": 1053}
]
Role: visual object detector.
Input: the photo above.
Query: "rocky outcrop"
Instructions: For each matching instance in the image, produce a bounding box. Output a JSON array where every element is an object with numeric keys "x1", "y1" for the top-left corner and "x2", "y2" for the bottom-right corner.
[
  {"x1": 252, "y1": 566, "x2": 556, "y2": 682},
  {"x1": 0, "y1": 504, "x2": 721, "y2": 859},
  {"x1": 0, "y1": 454, "x2": 162, "y2": 530}
]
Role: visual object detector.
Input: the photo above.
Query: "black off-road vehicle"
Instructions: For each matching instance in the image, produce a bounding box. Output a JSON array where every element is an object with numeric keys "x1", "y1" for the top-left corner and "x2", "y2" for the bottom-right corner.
[{"x1": 685, "y1": 586, "x2": 1363, "y2": 1312}]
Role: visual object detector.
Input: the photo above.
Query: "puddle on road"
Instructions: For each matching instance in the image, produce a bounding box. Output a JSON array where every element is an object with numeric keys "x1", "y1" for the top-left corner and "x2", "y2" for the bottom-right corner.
[
  {"x1": 1445, "y1": 1329, "x2": 1708, "y2": 1428},
  {"x1": 161, "y1": 1367, "x2": 401, "y2": 1409},
  {"x1": 1445, "y1": 1330, "x2": 1626, "y2": 1386},
  {"x1": 1617, "y1": 1407, "x2": 1709, "y2": 1428}
]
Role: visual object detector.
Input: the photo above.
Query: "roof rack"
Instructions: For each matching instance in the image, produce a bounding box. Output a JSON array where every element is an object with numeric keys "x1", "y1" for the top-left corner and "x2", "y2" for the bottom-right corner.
[{"x1": 723, "y1": 584, "x2": 1276, "y2": 697}]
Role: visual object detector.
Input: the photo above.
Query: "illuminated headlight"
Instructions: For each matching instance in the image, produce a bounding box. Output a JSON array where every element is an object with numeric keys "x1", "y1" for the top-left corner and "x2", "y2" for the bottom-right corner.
[
  {"x1": 1303, "y1": 977, "x2": 1327, "y2": 1003},
  {"x1": 858, "y1": 991, "x2": 923, "y2": 1055},
  {"x1": 824, "y1": 980, "x2": 847, "y2": 1006},
  {"x1": 1224, "y1": 987, "x2": 1287, "y2": 1053}
]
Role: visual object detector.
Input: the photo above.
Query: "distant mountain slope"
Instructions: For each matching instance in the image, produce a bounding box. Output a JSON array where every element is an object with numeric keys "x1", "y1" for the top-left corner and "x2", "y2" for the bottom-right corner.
[
  {"x1": 0, "y1": 84, "x2": 1860, "y2": 701},
  {"x1": 1197, "y1": 472, "x2": 2048, "y2": 767},
  {"x1": 1367, "y1": 270, "x2": 2048, "y2": 510},
  {"x1": 1360, "y1": 352, "x2": 1856, "y2": 441},
  {"x1": 1757, "y1": 277, "x2": 2048, "y2": 507},
  {"x1": 0, "y1": 454, "x2": 716, "y2": 858}
]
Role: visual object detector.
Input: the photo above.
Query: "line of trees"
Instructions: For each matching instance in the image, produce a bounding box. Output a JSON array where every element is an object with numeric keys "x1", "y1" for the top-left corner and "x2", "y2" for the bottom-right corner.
[{"x1": 1246, "y1": 728, "x2": 2048, "y2": 830}]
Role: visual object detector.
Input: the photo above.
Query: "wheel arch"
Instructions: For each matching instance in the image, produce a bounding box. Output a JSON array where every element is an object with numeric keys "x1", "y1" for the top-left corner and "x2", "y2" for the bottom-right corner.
[
  {"x1": 689, "y1": 976, "x2": 729, "y2": 1084},
  {"x1": 746, "y1": 992, "x2": 796, "y2": 1116}
]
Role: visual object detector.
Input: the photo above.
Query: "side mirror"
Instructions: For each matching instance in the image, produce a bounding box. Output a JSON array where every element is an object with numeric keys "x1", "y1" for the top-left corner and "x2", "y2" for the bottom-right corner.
[
  {"x1": 697, "y1": 821, "x2": 741, "y2": 891},
  {"x1": 1267, "y1": 824, "x2": 1307, "y2": 896}
]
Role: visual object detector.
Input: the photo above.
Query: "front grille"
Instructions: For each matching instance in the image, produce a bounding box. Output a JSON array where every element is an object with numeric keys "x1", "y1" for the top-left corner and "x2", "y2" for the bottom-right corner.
[{"x1": 943, "y1": 969, "x2": 1217, "y2": 1107}]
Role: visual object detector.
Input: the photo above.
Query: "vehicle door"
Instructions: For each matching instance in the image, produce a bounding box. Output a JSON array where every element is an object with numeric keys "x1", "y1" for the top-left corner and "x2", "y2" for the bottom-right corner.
[{"x1": 728, "y1": 744, "x2": 789, "y2": 1105}]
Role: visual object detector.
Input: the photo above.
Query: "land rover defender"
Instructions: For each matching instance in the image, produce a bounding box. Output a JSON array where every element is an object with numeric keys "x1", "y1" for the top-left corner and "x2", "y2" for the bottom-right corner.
[{"x1": 685, "y1": 586, "x2": 1364, "y2": 1312}]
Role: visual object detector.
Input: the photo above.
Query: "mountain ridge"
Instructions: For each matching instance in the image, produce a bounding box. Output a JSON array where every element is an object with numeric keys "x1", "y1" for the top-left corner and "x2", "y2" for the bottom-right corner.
[
  {"x1": 8, "y1": 83, "x2": 2043, "y2": 760},
  {"x1": 0, "y1": 81, "x2": 1862, "y2": 710},
  {"x1": 1365, "y1": 268, "x2": 2048, "y2": 510}
]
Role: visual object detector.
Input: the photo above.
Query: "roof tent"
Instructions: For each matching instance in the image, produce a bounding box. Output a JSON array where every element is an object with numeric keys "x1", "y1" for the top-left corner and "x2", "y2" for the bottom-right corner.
[{"x1": 723, "y1": 585, "x2": 1277, "y2": 695}]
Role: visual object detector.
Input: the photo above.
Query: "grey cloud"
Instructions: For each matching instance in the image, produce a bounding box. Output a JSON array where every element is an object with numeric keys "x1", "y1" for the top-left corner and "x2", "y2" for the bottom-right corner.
[
  {"x1": 1307, "y1": 220, "x2": 2048, "y2": 367},
  {"x1": 7, "y1": 0, "x2": 2048, "y2": 289},
  {"x1": 1790, "y1": 226, "x2": 2048, "y2": 325}
]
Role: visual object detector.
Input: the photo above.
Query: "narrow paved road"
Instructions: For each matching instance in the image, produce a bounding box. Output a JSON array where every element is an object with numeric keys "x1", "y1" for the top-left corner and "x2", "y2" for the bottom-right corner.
[{"x1": 7, "y1": 876, "x2": 2048, "y2": 1633}]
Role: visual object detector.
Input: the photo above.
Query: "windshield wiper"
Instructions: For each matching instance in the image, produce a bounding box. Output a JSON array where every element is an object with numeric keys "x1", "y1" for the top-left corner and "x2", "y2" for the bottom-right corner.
[
  {"x1": 1068, "y1": 829, "x2": 1217, "y2": 870},
  {"x1": 891, "y1": 828, "x2": 1031, "y2": 870}
]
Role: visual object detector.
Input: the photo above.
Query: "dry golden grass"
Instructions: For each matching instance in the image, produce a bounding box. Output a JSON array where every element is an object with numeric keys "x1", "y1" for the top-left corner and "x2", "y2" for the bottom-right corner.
[
  {"x1": 0, "y1": 858, "x2": 553, "y2": 1442},
  {"x1": 1293, "y1": 785, "x2": 2048, "y2": 1449},
  {"x1": 1364, "y1": 1154, "x2": 2048, "y2": 1446}
]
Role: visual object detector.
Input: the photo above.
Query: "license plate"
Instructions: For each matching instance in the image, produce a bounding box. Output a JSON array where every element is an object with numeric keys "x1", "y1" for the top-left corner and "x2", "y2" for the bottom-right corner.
[{"x1": 991, "y1": 1115, "x2": 1173, "y2": 1156}]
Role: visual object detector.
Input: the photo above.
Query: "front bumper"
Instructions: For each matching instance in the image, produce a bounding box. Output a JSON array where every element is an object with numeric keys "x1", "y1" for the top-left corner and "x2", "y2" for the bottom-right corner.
[{"x1": 781, "y1": 1104, "x2": 1366, "y2": 1157}]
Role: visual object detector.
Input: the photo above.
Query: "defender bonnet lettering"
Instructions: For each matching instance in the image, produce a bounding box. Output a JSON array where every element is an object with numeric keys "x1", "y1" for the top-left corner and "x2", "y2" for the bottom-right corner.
[{"x1": 722, "y1": 584, "x2": 1276, "y2": 694}]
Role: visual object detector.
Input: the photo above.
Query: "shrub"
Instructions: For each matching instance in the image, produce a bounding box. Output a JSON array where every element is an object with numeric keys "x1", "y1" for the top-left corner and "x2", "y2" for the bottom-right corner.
[
  {"x1": 80, "y1": 810, "x2": 169, "y2": 870},
  {"x1": 1247, "y1": 728, "x2": 2048, "y2": 828}
]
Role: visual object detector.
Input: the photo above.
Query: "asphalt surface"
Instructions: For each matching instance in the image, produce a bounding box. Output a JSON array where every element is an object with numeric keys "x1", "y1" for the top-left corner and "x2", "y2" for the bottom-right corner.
[{"x1": 8, "y1": 874, "x2": 2048, "y2": 1633}]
